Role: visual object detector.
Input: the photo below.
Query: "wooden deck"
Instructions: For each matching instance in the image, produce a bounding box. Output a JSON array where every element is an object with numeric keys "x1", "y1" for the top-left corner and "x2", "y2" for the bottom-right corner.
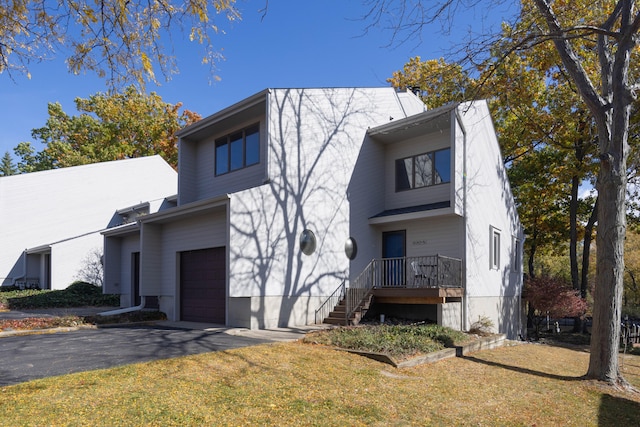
[{"x1": 372, "y1": 287, "x2": 463, "y2": 304}]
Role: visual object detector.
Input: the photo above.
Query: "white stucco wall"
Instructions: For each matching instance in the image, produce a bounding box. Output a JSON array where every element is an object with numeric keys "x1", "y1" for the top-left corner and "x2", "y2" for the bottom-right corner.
[
  {"x1": 458, "y1": 101, "x2": 524, "y2": 337},
  {"x1": 49, "y1": 234, "x2": 103, "y2": 290},
  {"x1": 225, "y1": 88, "x2": 427, "y2": 327},
  {"x1": 0, "y1": 156, "x2": 177, "y2": 288}
]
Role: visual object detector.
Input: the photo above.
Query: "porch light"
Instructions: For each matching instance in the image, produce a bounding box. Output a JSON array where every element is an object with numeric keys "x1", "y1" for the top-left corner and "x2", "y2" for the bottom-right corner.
[{"x1": 299, "y1": 229, "x2": 317, "y2": 256}]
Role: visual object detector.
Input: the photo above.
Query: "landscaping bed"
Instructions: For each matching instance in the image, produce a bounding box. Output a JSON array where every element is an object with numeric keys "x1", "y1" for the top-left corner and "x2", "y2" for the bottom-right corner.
[
  {"x1": 0, "y1": 282, "x2": 165, "y2": 332},
  {"x1": 302, "y1": 320, "x2": 500, "y2": 366},
  {"x1": 0, "y1": 282, "x2": 120, "y2": 309}
]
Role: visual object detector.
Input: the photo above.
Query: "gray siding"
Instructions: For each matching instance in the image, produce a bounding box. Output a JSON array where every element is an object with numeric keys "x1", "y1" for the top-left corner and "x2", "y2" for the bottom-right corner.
[
  {"x1": 158, "y1": 210, "x2": 227, "y2": 318},
  {"x1": 0, "y1": 156, "x2": 176, "y2": 288},
  {"x1": 140, "y1": 224, "x2": 163, "y2": 296}
]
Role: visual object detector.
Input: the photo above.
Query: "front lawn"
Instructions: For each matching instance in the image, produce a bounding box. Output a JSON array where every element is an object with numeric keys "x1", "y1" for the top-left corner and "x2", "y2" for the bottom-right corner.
[{"x1": 1, "y1": 340, "x2": 639, "y2": 425}]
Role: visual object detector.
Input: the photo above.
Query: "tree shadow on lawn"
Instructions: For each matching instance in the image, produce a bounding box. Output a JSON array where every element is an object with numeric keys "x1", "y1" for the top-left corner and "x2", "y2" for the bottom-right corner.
[
  {"x1": 460, "y1": 354, "x2": 585, "y2": 382},
  {"x1": 599, "y1": 393, "x2": 640, "y2": 425},
  {"x1": 463, "y1": 352, "x2": 640, "y2": 423}
]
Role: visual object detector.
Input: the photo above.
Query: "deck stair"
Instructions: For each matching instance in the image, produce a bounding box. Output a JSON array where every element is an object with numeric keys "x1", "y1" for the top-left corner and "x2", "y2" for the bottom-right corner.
[{"x1": 323, "y1": 289, "x2": 373, "y2": 326}]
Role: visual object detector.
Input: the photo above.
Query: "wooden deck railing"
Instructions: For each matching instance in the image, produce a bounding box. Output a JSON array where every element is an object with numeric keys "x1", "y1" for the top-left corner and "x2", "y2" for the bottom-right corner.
[{"x1": 345, "y1": 255, "x2": 462, "y2": 322}]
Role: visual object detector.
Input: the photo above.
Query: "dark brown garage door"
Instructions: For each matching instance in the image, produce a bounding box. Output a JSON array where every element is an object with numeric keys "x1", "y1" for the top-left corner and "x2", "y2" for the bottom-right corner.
[{"x1": 180, "y1": 247, "x2": 226, "y2": 323}]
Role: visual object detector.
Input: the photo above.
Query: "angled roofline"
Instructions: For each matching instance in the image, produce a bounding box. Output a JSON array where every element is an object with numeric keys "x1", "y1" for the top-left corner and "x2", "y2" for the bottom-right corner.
[
  {"x1": 138, "y1": 194, "x2": 230, "y2": 224},
  {"x1": 176, "y1": 89, "x2": 270, "y2": 139},
  {"x1": 367, "y1": 102, "x2": 460, "y2": 139}
]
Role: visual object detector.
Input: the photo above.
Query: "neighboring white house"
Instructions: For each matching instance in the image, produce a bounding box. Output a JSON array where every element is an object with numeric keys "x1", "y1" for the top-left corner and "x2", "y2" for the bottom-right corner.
[
  {"x1": 0, "y1": 156, "x2": 177, "y2": 290},
  {"x1": 102, "y1": 88, "x2": 524, "y2": 338}
]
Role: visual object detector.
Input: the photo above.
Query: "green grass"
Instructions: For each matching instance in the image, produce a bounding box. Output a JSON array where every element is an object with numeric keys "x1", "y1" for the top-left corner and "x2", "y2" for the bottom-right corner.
[
  {"x1": 304, "y1": 323, "x2": 470, "y2": 359},
  {"x1": 0, "y1": 281, "x2": 119, "y2": 309},
  {"x1": 0, "y1": 341, "x2": 639, "y2": 426}
]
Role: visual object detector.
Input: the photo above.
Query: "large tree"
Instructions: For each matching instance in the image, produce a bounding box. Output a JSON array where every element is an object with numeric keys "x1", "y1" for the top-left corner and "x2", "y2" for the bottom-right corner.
[
  {"x1": 368, "y1": 0, "x2": 640, "y2": 386},
  {"x1": 0, "y1": 0, "x2": 239, "y2": 88},
  {"x1": 15, "y1": 86, "x2": 200, "y2": 171}
]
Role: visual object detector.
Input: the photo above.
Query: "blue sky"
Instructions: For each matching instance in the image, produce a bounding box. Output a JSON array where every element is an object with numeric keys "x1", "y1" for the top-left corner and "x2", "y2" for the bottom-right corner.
[{"x1": 0, "y1": 1, "x2": 514, "y2": 160}]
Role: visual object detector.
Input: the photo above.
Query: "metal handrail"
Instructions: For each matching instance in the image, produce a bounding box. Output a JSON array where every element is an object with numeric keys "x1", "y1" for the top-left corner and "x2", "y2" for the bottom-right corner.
[
  {"x1": 346, "y1": 259, "x2": 377, "y2": 322},
  {"x1": 346, "y1": 255, "x2": 463, "y2": 321},
  {"x1": 314, "y1": 279, "x2": 346, "y2": 324},
  {"x1": 380, "y1": 255, "x2": 462, "y2": 288},
  {"x1": 322, "y1": 255, "x2": 463, "y2": 326}
]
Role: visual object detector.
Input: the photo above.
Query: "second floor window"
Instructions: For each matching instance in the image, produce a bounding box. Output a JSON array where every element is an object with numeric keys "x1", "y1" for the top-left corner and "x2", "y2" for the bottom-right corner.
[
  {"x1": 395, "y1": 148, "x2": 451, "y2": 191},
  {"x1": 215, "y1": 123, "x2": 260, "y2": 176}
]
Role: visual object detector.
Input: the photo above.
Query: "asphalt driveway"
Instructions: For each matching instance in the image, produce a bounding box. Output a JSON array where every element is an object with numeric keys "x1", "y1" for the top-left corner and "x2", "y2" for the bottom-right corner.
[{"x1": 0, "y1": 319, "x2": 321, "y2": 387}]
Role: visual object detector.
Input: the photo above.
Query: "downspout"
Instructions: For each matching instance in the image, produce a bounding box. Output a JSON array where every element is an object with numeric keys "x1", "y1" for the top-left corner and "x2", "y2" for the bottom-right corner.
[
  {"x1": 98, "y1": 296, "x2": 146, "y2": 316},
  {"x1": 454, "y1": 108, "x2": 469, "y2": 333}
]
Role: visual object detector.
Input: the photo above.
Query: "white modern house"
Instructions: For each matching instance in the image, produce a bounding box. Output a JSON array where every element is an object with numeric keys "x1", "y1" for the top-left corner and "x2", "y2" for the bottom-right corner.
[
  {"x1": 102, "y1": 88, "x2": 524, "y2": 338},
  {"x1": 0, "y1": 156, "x2": 177, "y2": 290}
]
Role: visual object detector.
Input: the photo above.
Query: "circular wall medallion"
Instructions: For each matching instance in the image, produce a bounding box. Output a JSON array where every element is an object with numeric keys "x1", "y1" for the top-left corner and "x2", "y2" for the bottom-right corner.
[{"x1": 299, "y1": 229, "x2": 317, "y2": 256}]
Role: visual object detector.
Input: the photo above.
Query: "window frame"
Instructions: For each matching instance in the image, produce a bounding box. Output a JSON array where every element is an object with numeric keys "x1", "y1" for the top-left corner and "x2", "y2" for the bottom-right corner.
[
  {"x1": 395, "y1": 147, "x2": 451, "y2": 192},
  {"x1": 215, "y1": 123, "x2": 260, "y2": 176},
  {"x1": 513, "y1": 237, "x2": 522, "y2": 272},
  {"x1": 490, "y1": 226, "x2": 501, "y2": 270}
]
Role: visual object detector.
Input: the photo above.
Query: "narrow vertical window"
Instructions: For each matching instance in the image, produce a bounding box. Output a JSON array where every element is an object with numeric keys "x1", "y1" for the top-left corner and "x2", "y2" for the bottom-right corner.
[
  {"x1": 434, "y1": 148, "x2": 451, "y2": 183},
  {"x1": 396, "y1": 158, "x2": 412, "y2": 191},
  {"x1": 229, "y1": 132, "x2": 244, "y2": 171},
  {"x1": 490, "y1": 227, "x2": 501, "y2": 270},
  {"x1": 215, "y1": 139, "x2": 228, "y2": 175},
  {"x1": 245, "y1": 125, "x2": 260, "y2": 166},
  {"x1": 513, "y1": 237, "x2": 521, "y2": 272}
]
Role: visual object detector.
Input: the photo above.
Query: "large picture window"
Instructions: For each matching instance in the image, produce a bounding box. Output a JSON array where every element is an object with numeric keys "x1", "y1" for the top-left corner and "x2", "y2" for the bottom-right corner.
[
  {"x1": 215, "y1": 123, "x2": 260, "y2": 176},
  {"x1": 395, "y1": 148, "x2": 451, "y2": 191}
]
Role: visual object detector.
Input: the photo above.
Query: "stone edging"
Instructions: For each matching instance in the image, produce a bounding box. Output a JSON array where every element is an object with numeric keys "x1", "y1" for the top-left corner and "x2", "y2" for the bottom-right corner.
[{"x1": 339, "y1": 334, "x2": 507, "y2": 368}]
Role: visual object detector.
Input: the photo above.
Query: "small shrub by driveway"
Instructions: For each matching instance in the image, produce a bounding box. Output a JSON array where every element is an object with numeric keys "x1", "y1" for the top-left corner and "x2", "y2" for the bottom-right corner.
[
  {"x1": 1, "y1": 282, "x2": 119, "y2": 310},
  {"x1": 0, "y1": 283, "x2": 163, "y2": 333},
  {"x1": 0, "y1": 310, "x2": 167, "y2": 334}
]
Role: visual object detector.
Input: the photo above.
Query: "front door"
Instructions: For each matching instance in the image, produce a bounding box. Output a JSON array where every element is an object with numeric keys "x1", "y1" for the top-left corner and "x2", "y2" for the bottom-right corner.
[{"x1": 382, "y1": 230, "x2": 406, "y2": 286}]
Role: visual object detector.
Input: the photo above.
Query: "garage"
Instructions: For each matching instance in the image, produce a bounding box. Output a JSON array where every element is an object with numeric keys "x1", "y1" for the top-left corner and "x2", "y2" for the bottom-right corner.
[{"x1": 180, "y1": 247, "x2": 226, "y2": 323}]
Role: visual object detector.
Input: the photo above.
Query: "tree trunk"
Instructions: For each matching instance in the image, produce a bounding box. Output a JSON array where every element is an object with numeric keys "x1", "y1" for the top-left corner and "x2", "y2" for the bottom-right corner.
[
  {"x1": 532, "y1": 0, "x2": 635, "y2": 386},
  {"x1": 587, "y1": 153, "x2": 626, "y2": 383}
]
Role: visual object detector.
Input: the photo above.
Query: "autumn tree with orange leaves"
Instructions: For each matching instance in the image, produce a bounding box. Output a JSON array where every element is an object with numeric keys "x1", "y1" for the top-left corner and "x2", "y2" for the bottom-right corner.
[{"x1": 14, "y1": 86, "x2": 200, "y2": 171}]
